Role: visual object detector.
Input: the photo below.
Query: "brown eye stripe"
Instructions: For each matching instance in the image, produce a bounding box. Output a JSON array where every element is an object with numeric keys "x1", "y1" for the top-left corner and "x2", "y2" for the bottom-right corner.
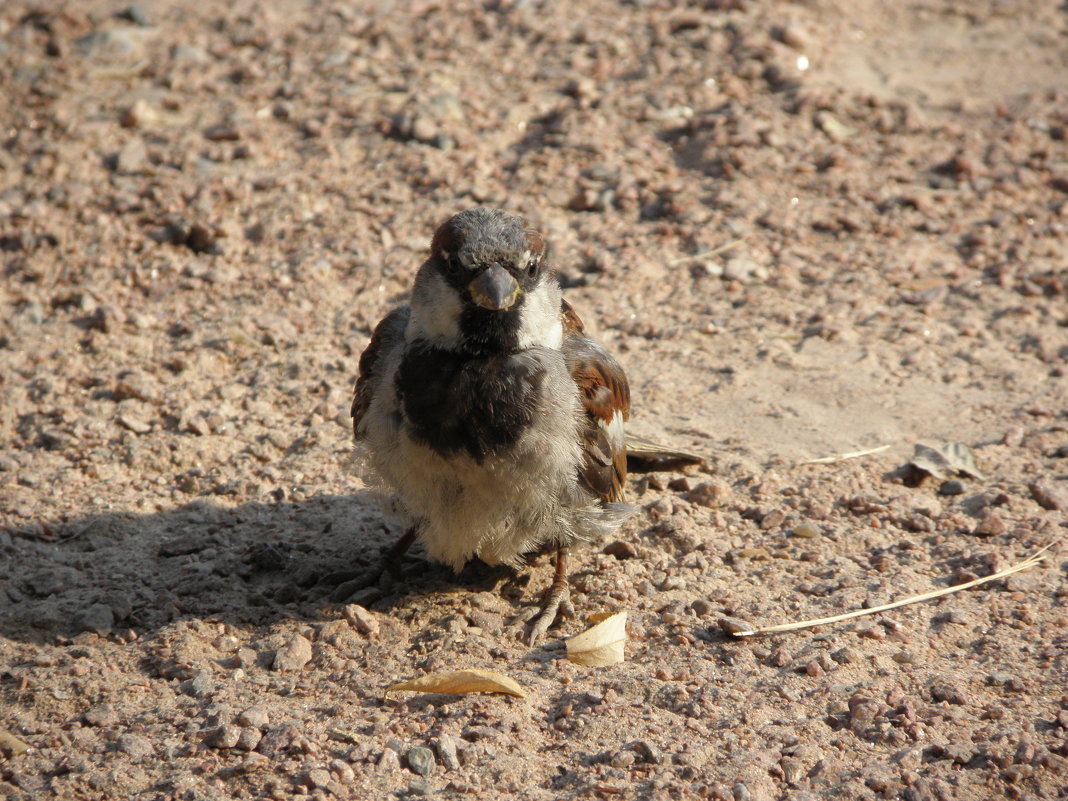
[
  {"x1": 524, "y1": 229, "x2": 546, "y2": 257},
  {"x1": 430, "y1": 218, "x2": 464, "y2": 258}
]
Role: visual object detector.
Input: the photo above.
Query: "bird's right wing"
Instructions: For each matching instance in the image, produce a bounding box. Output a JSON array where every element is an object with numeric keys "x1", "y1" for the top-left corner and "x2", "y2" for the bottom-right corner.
[{"x1": 351, "y1": 307, "x2": 410, "y2": 438}]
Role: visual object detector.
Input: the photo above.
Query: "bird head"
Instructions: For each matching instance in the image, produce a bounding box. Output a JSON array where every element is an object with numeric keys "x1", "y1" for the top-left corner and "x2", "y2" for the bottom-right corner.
[{"x1": 408, "y1": 208, "x2": 562, "y2": 354}]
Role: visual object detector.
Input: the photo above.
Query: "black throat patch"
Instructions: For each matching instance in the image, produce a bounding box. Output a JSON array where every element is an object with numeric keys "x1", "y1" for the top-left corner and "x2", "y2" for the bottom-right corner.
[
  {"x1": 458, "y1": 302, "x2": 524, "y2": 356},
  {"x1": 395, "y1": 342, "x2": 547, "y2": 461}
]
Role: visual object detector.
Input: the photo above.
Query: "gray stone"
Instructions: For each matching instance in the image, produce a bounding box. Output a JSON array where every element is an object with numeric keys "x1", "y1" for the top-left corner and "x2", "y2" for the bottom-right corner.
[
  {"x1": 182, "y1": 670, "x2": 215, "y2": 698},
  {"x1": 342, "y1": 604, "x2": 379, "y2": 636},
  {"x1": 114, "y1": 139, "x2": 148, "y2": 173},
  {"x1": 236, "y1": 727, "x2": 262, "y2": 751},
  {"x1": 792, "y1": 521, "x2": 821, "y2": 538},
  {"x1": 1030, "y1": 480, "x2": 1067, "y2": 511},
  {"x1": 205, "y1": 724, "x2": 241, "y2": 749},
  {"x1": 118, "y1": 733, "x2": 153, "y2": 759},
  {"x1": 84, "y1": 704, "x2": 119, "y2": 727},
  {"x1": 377, "y1": 748, "x2": 401, "y2": 773},
  {"x1": 436, "y1": 734, "x2": 461, "y2": 770},
  {"x1": 306, "y1": 768, "x2": 333, "y2": 789},
  {"x1": 119, "y1": 5, "x2": 152, "y2": 26},
  {"x1": 272, "y1": 634, "x2": 313, "y2": 671},
  {"x1": 75, "y1": 603, "x2": 114, "y2": 635},
  {"x1": 407, "y1": 746, "x2": 435, "y2": 776},
  {"x1": 75, "y1": 27, "x2": 155, "y2": 62},
  {"x1": 237, "y1": 706, "x2": 270, "y2": 729},
  {"x1": 937, "y1": 479, "x2": 965, "y2": 496}
]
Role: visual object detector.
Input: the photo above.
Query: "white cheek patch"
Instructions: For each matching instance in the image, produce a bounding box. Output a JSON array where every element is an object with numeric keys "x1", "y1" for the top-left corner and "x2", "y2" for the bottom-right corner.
[
  {"x1": 407, "y1": 270, "x2": 463, "y2": 347},
  {"x1": 516, "y1": 279, "x2": 563, "y2": 350}
]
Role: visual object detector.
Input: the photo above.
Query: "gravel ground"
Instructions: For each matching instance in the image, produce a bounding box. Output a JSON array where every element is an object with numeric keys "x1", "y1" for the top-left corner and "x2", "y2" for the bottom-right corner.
[{"x1": 1, "y1": 1, "x2": 1067, "y2": 799}]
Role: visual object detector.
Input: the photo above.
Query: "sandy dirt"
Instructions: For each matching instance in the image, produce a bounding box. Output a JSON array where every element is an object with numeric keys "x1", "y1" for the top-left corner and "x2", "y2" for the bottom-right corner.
[{"x1": 1, "y1": 0, "x2": 1067, "y2": 799}]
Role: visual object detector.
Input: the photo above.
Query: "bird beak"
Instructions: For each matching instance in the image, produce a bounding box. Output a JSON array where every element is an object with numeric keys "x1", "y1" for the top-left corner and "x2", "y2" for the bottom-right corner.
[{"x1": 468, "y1": 264, "x2": 520, "y2": 311}]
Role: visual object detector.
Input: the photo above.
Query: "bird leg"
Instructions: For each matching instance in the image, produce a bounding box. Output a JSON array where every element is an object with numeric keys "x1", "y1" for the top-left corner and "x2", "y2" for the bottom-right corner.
[
  {"x1": 526, "y1": 546, "x2": 575, "y2": 645},
  {"x1": 331, "y1": 526, "x2": 417, "y2": 603}
]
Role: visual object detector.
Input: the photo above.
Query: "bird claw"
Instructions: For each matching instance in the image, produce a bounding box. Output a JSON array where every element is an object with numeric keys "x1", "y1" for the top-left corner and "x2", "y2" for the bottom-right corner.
[
  {"x1": 525, "y1": 583, "x2": 574, "y2": 646},
  {"x1": 330, "y1": 527, "x2": 417, "y2": 604},
  {"x1": 330, "y1": 565, "x2": 396, "y2": 604},
  {"x1": 330, "y1": 573, "x2": 383, "y2": 605}
]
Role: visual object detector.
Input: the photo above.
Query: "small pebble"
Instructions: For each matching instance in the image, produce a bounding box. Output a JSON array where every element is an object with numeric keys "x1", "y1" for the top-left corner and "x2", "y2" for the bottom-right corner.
[
  {"x1": 603, "y1": 540, "x2": 637, "y2": 559},
  {"x1": 182, "y1": 671, "x2": 215, "y2": 698},
  {"x1": 930, "y1": 682, "x2": 970, "y2": 705},
  {"x1": 118, "y1": 733, "x2": 153, "y2": 759},
  {"x1": 972, "y1": 513, "x2": 1006, "y2": 537},
  {"x1": 718, "y1": 617, "x2": 757, "y2": 636},
  {"x1": 791, "y1": 521, "x2": 820, "y2": 538},
  {"x1": 205, "y1": 724, "x2": 242, "y2": 749},
  {"x1": 377, "y1": 748, "x2": 401, "y2": 773},
  {"x1": 84, "y1": 704, "x2": 119, "y2": 727},
  {"x1": 436, "y1": 735, "x2": 461, "y2": 770},
  {"x1": 238, "y1": 706, "x2": 270, "y2": 729},
  {"x1": 272, "y1": 634, "x2": 313, "y2": 671},
  {"x1": 343, "y1": 604, "x2": 380, "y2": 637},
  {"x1": 236, "y1": 728, "x2": 262, "y2": 751},
  {"x1": 686, "y1": 479, "x2": 733, "y2": 508},
  {"x1": 1030, "y1": 480, "x2": 1067, "y2": 511},
  {"x1": 759, "y1": 509, "x2": 786, "y2": 530},
  {"x1": 938, "y1": 479, "x2": 965, "y2": 496},
  {"x1": 74, "y1": 603, "x2": 114, "y2": 635},
  {"x1": 690, "y1": 598, "x2": 714, "y2": 617},
  {"x1": 406, "y1": 746, "x2": 436, "y2": 777}
]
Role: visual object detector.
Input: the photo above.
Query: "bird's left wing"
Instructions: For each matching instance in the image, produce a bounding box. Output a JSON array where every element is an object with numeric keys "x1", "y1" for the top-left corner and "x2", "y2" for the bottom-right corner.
[{"x1": 560, "y1": 301, "x2": 630, "y2": 502}]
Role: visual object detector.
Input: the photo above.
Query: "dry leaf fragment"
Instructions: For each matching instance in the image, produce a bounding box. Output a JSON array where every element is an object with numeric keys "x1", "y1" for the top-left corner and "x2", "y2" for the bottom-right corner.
[
  {"x1": 384, "y1": 669, "x2": 526, "y2": 699},
  {"x1": 587, "y1": 611, "x2": 619, "y2": 624},
  {"x1": 0, "y1": 728, "x2": 30, "y2": 756},
  {"x1": 907, "y1": 442, "x2": 985, "y2": 481},
  {"x1": 566, "y1": 611, "x2": 628, "y2": 666}
]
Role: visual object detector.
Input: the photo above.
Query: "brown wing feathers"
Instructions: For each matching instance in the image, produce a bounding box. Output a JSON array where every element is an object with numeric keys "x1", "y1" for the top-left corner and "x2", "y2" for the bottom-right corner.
[
  {"x1": 560, "y1": 301, "x2": 630, "y2": 502},
  {"x1": 353, "y1": 299, "x2": 629, "y2": 504},
  {"x1": 351, "y1": 307, "x2": 409, "y2": 438}
]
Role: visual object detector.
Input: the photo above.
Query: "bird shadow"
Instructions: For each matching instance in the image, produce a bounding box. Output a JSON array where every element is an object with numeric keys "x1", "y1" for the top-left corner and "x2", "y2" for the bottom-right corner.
[{"x1": 0, "y1": 492, "x2": 523, "y2": 646}]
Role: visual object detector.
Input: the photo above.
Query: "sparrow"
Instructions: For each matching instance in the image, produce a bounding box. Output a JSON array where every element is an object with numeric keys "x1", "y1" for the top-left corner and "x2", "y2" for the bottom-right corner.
[{"x1": 348, "y1": 207, "x2": 632, "y2": 643}]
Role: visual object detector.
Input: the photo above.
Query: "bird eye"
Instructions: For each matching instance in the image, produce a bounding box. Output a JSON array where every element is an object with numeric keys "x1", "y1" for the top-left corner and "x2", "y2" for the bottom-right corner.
[
  {"x1": 526, "y1": 258, "x2": 539, "y2": 278},
  {"x1": 443, "y1": 253, "x2": 462, "y2": 275}
]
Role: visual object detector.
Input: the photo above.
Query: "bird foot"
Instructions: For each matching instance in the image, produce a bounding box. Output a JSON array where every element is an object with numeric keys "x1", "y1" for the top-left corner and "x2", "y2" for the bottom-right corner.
[
  {"x1": 329, "y1": 566, "x2": 394, "y2": 604},
  {"x1": 329, "y1": 526, "x2": 417, "y2": 604},
  {"x1": 525, "y1": 579, "x2": 575, "y2": 646}
]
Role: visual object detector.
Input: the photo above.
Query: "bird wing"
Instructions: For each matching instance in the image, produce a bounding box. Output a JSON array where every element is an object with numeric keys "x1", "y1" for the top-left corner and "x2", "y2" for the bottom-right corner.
[
  {"x1": 560, "y1": 300, "x2": 630, "y2": 503},
  {"x1": 351, "y1": 307, "x2": 410, "y2": 438}
]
